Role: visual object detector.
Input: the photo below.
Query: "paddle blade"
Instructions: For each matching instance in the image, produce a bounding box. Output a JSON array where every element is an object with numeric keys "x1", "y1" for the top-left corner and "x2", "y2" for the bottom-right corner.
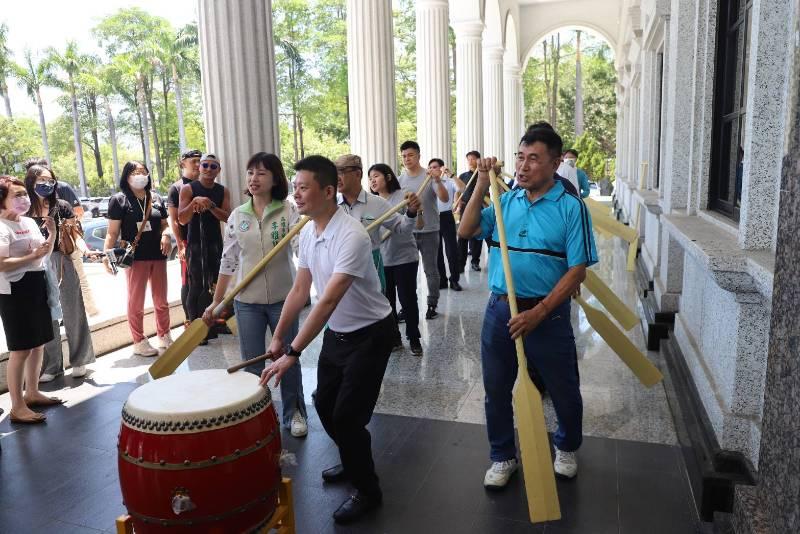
[
  {"x1": 148, "y1": 319, "x2": 209, "y2": 379},
  {"x1": 583, "y1": 270, "x2": 639, "y2": 331},
  {"x1": 577, "y1": 297, "x2": 663, "y2": 387},
  {"x1": 226, "y1": 316, "x2": 238, "y2": 337}
]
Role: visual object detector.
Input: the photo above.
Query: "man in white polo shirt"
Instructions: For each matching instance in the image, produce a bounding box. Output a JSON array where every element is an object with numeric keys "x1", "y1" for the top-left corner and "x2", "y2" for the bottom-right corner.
[{"x1": 260, "y1": 155, "x2": 394, "y2": 525}]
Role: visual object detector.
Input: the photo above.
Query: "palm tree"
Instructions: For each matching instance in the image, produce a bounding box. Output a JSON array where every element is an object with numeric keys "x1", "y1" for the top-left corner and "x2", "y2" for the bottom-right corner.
[
  {"x1": 45, "y1": 41, "x2": 89, "y2": 196},
  {"x1": 157, "y1": 23, "x2": 198, "y2": 154},
  {"x1": 14, "y1": 50, "x2": 54, "y2": 163},
  {"x1": 76, "y1": 55, "x2": 105, "y2": 180},
  {"x1": 0, "y1": 23, "x2": 14, "y2": 118},
  {"x1": 97, "y1": 63, "x2": 121, "y2": 181}
]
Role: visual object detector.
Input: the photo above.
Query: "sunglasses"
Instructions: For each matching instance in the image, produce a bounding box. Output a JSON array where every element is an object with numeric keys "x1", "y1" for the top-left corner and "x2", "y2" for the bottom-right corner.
[{"x1": 201, "y1": 162, "x2": 219, "y2": 170}]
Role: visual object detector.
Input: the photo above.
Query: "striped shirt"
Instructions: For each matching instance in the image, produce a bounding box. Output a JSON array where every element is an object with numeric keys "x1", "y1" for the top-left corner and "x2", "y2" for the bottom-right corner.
[{"x1": 477, "y1": 180, "x2": 598, "y2": 298}]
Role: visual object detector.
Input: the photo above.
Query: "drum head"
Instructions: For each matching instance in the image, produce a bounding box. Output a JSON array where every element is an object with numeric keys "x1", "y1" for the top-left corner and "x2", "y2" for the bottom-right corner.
[{"x1": 122, "y1": 369, "x2": 270, "y2": 434}]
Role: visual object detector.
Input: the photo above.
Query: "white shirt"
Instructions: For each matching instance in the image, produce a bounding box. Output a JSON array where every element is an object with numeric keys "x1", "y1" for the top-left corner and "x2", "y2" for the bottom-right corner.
[
  {"x1": 557, "y1": 162, "x2": 580, "y2": 193},
  {"x1": 0, "y1": 217, "x2": 47, "y2": 294},
  {"x1": 337, "y1": 189, "x2": 415, "y2": 250},
  {"x1": 436, "y1": 178, "x2": 457, "y2": 212},
  {"x1": 297, "y1": 207, "x2": 391, "y2": 332}
]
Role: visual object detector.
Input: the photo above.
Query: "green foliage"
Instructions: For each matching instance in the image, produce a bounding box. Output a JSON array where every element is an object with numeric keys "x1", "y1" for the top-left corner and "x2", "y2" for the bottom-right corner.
[{"x1": 0, "y1": 117, "x2": 40, "y2": 174}]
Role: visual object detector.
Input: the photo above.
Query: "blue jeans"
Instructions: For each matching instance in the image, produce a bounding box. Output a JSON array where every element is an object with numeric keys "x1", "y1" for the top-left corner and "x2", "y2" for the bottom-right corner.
[
  {"x1": 234, "y1": 299, "x2": 307, "y2": 428},
  {"x1": 481, "y1": 294, "x2": 582, "y2": 461}
]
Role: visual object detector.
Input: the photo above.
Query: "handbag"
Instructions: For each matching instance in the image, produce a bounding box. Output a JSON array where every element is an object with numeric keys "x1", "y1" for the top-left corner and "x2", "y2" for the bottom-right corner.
[{"x1": 57, "y1": 214, "x2": 83, "y2": 256}]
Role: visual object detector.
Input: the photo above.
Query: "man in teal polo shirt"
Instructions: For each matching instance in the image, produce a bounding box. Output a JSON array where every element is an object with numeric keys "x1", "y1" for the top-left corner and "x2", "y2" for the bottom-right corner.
[{"x1": 458, "y1": 127, "x2": 598, "y2": 489}]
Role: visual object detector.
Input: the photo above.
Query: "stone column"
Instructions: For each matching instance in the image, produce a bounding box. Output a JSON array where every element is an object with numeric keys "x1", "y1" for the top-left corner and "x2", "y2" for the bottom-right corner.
[
  {"x1": 453, "y1": 20, "x2": 484, "y2": 172},
  {"x1": 347, "y1": 0, "x2": 397, "y2": 172},
  {"x1": 732, "y1": 19, "x2": 800, "y2": 532},
  {"x1": 416, "y1": 0, "x2": 452, "y2": 166},
  {"x1": 503, "y1": 62, "x2": 523, "y2": 170},
  {"x1": 197, "y1": 0, "x2": 280, "y2": 207},
  {"x1": 482, "y1": 44, "x2": 505, "y2": 159},
  {"x1": 660, "y1": 0, "x2": 697, "y2": 213}
]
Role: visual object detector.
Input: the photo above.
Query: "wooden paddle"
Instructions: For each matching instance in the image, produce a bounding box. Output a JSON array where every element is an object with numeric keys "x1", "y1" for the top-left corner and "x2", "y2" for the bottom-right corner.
[
  {"x1": 488, "y1": 168, "x2": 561, "y2": 523},
  {"x1": 575, "y1": 295, "x2": 663, "y2": 387},
  {"x1": 365, "y1": 174, "x2": 432, "y2": 233},
  {"x1": 582, "y1": 270, "x2": 639, "y2": 331},
  {"x1": 149, "y1": 216, "x2": 311, "y2": 379}
]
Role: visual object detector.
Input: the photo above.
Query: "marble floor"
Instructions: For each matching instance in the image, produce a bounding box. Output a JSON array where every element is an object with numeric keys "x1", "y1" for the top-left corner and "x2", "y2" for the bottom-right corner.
[{"x1": 0, "y1": 233, "x2": 695, "y2": 533}]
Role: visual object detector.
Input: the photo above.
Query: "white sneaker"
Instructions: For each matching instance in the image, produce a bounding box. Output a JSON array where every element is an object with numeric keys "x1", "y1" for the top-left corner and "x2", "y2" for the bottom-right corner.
[
  {"x1": 290, "y1": 410, "x2": 308, "y2": 438},
  {"x1": 71, "y1": 365, "x2": 87, "y2": 378},
  {"x1": 132, "y1": 339, "x2": 159, "y2": 357},
  {"x1": 483, "y1": 458, "x2": 518, "y2": 489},
  {"x1": 39, "y1": 373, "x2": 56, "y2": 383},
  {"x1": 156, "y1": 333, "x2": 174, "y2": 349},
  {"x1": 554, "y1": 449, "x2": 578, "y2": 479}
]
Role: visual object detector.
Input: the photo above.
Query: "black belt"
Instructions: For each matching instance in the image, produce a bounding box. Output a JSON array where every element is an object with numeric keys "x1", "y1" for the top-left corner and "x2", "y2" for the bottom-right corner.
[
  {"x1": 326, "y1": 314, "x2": 392, "y2": 342},
  {"x1": 495, "y1": 294, "x2": 545, "y2": 312}
]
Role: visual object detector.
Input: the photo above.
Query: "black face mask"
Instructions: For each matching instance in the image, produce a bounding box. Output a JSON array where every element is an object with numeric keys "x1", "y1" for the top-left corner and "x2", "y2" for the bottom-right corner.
[{"x1": 34, "y1": 183, "x2": 55, "y2": 198}]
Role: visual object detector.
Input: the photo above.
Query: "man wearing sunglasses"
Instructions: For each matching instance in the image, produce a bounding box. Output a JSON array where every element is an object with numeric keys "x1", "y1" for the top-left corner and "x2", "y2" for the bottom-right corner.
[{"x1": 178, "y1": 153, "x2": 232, "y2": 342}]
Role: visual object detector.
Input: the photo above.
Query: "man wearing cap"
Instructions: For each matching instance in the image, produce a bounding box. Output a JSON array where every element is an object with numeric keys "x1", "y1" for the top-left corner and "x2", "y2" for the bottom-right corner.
[
  {"x1": 178, "y1": 153, "x2": 231, "y2": 341},
  {"x1": 167, "y1": 149, "x2": 201, "y2": 321},
  {"x1": 334, "y1": 154, "x2": 420, "y2": 292}
]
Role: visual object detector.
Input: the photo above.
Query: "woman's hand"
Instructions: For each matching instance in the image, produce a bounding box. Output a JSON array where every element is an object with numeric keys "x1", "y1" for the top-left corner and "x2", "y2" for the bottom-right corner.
[
  {"x1": 160, "y1": 234, "x2": 171, "y2": 256},
  {"x1": 42, "y1": 216, "x2": 56, "y2": 236},
  {"x1": 101, "y1": 255, "x2": 115, "y2": 275},
  {"x1": 202, "y1": 300, "x2": 222, "y2": 327}
]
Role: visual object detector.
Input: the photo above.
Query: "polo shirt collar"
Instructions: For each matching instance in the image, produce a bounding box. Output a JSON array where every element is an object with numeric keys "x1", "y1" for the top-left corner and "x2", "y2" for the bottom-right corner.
[
  {"x1": 317, "y1": 206, "x2": 346, "y2": 242},
  {"x1": 240, "y1": 198, "x2": 283, "y2": 219},
  {"x1": 337, "y1": 189, "x2": 368, "y2": 207},
  {"x1": 514, "y1": 178, "x2": 565, "y2": 204}
]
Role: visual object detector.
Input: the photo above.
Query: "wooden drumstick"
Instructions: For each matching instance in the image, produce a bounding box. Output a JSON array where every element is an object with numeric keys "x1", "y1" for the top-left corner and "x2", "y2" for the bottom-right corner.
[{"x1": 227, "y1": 351, "x2": 274, "y2": 373}]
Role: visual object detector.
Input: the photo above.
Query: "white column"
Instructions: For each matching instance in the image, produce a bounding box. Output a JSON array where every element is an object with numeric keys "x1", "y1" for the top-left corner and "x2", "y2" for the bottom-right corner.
[
  {"x1": 453, "y1": 20, "x2": 484, "y2": 172},
  {"x1": 416, "y1": 0, "x2": 452, "y2": 166},
  {"x1": 198, "y1": 0, "x2": 280, "y2": 207},
  {"x1": 503, "y1": 62, "x2": 523, "y2": 169},
  {"x1": 482, "y1": 44, "x2": 505, "y2": 159},
  {"x1": 347, "y1": 0, "x2": 397, "y2": 172}
]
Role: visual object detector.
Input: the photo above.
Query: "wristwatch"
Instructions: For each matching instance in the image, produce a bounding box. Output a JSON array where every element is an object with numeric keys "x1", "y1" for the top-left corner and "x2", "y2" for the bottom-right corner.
[{"x1": 286, "y1": 344, "x2": 302, "y2": 358}]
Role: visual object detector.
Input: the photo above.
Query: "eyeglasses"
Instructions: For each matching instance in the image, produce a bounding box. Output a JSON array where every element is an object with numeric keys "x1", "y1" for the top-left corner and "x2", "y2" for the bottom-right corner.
[
  {"x1": 36, "y1": 179, "x2": 56, "y2": 186},
  {"x1": 336, "y1": 166, "x2": 360, "y2": 175},
  {"x1": 201, "y1": 162, "x2": 219, "y2": 170}
]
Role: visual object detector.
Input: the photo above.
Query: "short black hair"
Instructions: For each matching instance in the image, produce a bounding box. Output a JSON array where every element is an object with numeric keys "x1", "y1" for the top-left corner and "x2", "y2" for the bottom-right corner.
[
  {"x1": 246, "y1": 152, "x2": 289, "y2": 200},
  {"x1": 294, "y1": 155, "x2": 338, "y2": 191},
  {"x1": 428, "y1": 158, "x2": 444, "y2": 167},
  {"x1": 119, "y1": 161, "x2": 152, "y2": 194},
  {"x1": 527, "y1": 121, "x2": 554, "y2": 132},
  {"x1": 367, "y1": 163, "x2": 402, "y2": 194},
  {"x1": 564, "y1": 149, "x2": 579, "y2": 158},
  {"x1": 466, "y1": 150, "x2": 481, "y2": 159},
  {"x1": 519, "y1": 128, "x2": 563, "y2": 161},
  {"x1": 24, "y1": 157, "x2": 49, "y2": 170},
  {"x1": 400, "y1": 140, "x2": 420, "y2": 153}
]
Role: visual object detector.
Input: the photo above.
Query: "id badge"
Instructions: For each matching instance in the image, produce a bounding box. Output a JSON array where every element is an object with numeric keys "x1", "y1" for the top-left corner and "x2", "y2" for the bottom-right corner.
[{"x1": 137, "y1": 221, "x2": 152, "y2": 232}]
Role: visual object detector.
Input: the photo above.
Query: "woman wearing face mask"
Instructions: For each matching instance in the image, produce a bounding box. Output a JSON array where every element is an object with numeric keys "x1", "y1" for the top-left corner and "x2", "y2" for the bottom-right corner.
[
  {"x1": 369, "y1": 164, "x2": 423, "y2": 356},
  {"x1": 25, "y1": 165, "x2": 96, "y2": 382},
  {"x1": 0, "y1": 175, "x2": 60, "y2": 423},
  {"x1": 103, "y1": 161, "x2": 172, "y2": 357},
  {"x1": 201, "y1": 152, "x2": 308, "y2": 437}
]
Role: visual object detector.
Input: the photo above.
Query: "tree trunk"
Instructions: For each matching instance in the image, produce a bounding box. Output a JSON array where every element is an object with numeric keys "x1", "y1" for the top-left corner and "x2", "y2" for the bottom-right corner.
[
  {"x1": 173, "y1": 63, "x2": 187, "y2": 153},
  {"x1": 137, "y1": 76, "x2": 153, "y2": 173},
  {"x1": 575, "y1": 30, "x2": 584, "y2": 137},
  {"x1": 88, "y1": 97, "x2": 103, "y2": 178},
  {"x1": 69, "y1": 77, "x2": 88, "y2": 196},
  {"x1": 1, "y1": 79, "x2": 11, "y2": 118},
  {"x1": 551, "y1": 34, "x2": 560, "y2": 129},
  {"x1": 298, "y1": 114, "x2": 305, "y2": 158},
  {"x1": 161, "y1": 77, "x2": 171, "y2": 177},
  {"x1": 105, "y1": 97, "x2": 120, "y2": 181},
  {"x1": 290, "y1": 63, "x2": 299, "y2": 162},
  {"x1": 35, "y1": 89, "x2": 51, "y2": 164},
  {"x1": 143, "y1": 79, "x2": 164, "y2": 185},
  {"x1": 542, "y1": 41, "x2": 552, "y2": 124}
]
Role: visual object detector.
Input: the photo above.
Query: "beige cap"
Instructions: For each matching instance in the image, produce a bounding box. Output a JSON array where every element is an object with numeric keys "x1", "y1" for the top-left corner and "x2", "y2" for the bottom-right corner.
[{"x1": 334, "y1": 154, "x2": 362, "y2": 170}]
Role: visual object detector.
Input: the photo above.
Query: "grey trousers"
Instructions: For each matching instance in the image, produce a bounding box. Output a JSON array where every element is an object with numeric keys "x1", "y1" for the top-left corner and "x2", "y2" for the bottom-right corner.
[
  {"x1": 414, "y1": 231, "x2": 440, "y2": 307},
  {"x1": 43, "y1": 251, "x2": 96, "y2": 376}
]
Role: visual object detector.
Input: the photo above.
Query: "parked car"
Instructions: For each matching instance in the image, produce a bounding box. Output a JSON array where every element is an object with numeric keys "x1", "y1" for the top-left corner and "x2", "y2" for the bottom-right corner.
[
  {"x1": 81, "y1": 218, "x2": 177, "y2": 261},
  {"x1": 80, "y1": 197, "x2": 101, "y2": 218}
]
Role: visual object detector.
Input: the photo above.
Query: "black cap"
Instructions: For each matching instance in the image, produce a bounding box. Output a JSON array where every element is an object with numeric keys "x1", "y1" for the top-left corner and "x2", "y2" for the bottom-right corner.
[{"x1": 181, "y1": 149, "x2": 202, "y2": 161}]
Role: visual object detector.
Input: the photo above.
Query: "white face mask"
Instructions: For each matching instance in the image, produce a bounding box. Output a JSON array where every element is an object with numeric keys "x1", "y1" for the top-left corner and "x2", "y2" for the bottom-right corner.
[
  {"x1": 564, "y1": 159, "x2": 577, "y2": 168},
  {"x1": 129, "y1": 174, "x2": 149, "y2": 189}
]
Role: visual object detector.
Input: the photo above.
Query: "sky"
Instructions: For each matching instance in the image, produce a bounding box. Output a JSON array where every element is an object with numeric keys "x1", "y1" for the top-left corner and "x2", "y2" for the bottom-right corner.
[{"x1": 2, "y1": 0, "x2": 196, "y2": 120}]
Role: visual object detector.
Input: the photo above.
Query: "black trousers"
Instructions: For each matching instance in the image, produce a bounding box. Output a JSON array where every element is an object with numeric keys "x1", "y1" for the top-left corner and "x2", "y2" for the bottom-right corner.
[
  {"x1": 314, "y1": 314, "x2": 394, "y2": 497},
  {"x1": 384, "y1": 261, "x2": 421, "y2": 341},
  {"x1": 185, "y1": 241, "x2": 221, "y2": 323},
  {"x1": 437, "y1": 211, "x2": 460, "y2": 283},
  {"x1": 457, "y1": 235, "x2": 483, "y2": 271}
]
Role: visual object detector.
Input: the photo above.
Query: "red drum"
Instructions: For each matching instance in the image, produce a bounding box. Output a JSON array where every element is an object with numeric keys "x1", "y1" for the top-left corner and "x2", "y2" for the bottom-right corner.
[{"x1": 117, "y1": 369, "x2": 282, "y2": 533}]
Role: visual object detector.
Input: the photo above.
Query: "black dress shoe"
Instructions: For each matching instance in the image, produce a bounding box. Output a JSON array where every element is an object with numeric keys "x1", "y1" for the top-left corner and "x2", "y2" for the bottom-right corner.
[
  {"x1": 409, "y1": 338, "x2": 423, "y2": 356},
  {"x1": 425, "y1": 306, "x2": 438, "y2": 320},
  {"x1": 450, "y1": 280, "x2": 463, "y2": 291},
  {"x1": 471, "y1": 262, "x2": 482, "y2": 272},
  {"x1": 333, "y1": 491, "x2": 382, "y2": 524},
  {"x1": 397, "y1": 310, "x2": 406, "y2": 323},
  {"x1": 322, "y1": 464, "x2": 347, "y2": 483}
]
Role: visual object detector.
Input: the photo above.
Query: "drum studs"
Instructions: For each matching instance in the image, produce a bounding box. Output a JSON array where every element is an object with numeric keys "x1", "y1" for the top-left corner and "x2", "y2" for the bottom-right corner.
[
  {"x1": 184, "y1": 460, "x2": 191, "y2": 466},
  {"x1": 138, "y1": 457, "x2": 144, "y2": 463},
  {"x1": 234, "y1": 449, "x2": 241, "y2": 456},
  {"x1": 160, "y1": 460, "x2": 166, "y2": 466},
  {"x1": 211, "y1": 456, "x2": 217, "y2": 462},
  {"x1": 255, "y1": 440, "x2": 261, "y2": 446}
]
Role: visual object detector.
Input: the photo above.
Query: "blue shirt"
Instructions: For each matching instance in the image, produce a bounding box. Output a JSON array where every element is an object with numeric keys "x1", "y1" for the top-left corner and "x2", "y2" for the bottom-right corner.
[
  {"x1": 477, "y1": 181, "x2": 598, "y2": 298},
  {"x1": 577, "y1": 168, "x2": 591, "y2": 198}
]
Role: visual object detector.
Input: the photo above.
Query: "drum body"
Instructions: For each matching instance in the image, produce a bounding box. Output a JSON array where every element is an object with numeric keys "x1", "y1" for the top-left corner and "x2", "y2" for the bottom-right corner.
[{"x1": 117, "y1": 370, "x2": 282, "y2": 533}]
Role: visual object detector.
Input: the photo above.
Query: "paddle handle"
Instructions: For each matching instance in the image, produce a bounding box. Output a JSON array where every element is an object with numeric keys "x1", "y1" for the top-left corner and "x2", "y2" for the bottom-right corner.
[
  {"x1": 365, "y1": 174, "x2": 432, "y2": 233},
  {"x1": 227, "y1": 351, "x2": 274, "y2": 373},
  {"x1": 453, "y1": 168, "x2": 479, "y2": 209},
  {"x1": 213, "y1": 216, "x2": 311, "y2": 316}
]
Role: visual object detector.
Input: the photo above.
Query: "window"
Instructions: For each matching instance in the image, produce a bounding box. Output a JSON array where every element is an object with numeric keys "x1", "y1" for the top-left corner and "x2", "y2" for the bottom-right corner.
[
  {"x1": 654, "y1": 51, "x2": 664, "y2": 189},
  {"x1": 709, "y1": 0, "x2": 752, "y2": 220}
]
